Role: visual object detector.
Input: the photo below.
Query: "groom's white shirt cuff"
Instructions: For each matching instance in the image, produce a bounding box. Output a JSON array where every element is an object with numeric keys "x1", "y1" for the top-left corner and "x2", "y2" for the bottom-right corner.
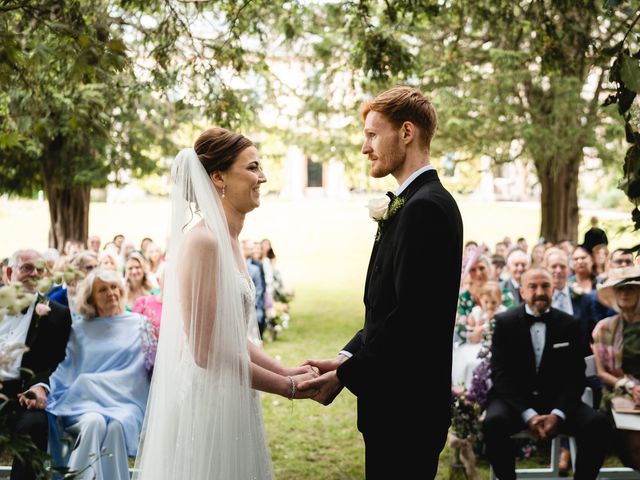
[
  {"x1": 338, "y1": 350, "x2": 353, "y2": 359},
  {"x1": 395, "y1": 165, "x2": 436, "y2": 195}
]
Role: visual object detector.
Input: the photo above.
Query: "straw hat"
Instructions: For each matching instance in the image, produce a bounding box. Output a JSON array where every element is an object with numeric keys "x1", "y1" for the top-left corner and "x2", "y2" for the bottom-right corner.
[{"x1": 596, "y1": 265, "x2": 640, "y2": 308}]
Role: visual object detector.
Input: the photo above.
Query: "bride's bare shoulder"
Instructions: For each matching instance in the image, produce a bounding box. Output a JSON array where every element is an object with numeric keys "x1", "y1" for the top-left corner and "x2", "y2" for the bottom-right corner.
[{"x1": 181, "y1": 221, "x2": 218, "y2": 254}]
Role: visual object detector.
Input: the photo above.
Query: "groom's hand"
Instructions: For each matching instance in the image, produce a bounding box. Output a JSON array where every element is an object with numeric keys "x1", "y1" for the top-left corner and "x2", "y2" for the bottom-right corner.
[
  {"x1": 297, "y1": 370, "x2": 343, "y2": 406},
  {"x1": 302, "y1": 354, "x2": 347, "y2": 375},
  {"x1": 282, "y1": 365, "x2": 316, "y2": 377}
]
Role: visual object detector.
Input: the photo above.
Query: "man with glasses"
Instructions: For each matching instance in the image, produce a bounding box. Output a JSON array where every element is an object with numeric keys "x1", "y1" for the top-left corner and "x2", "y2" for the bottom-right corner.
[{"x1": 2, "y1": 249, "x2": 71, "y2": 480}]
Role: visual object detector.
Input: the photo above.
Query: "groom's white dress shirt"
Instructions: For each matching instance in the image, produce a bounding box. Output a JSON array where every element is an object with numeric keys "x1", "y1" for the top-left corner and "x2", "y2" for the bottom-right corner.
[{"x1": 339, "y1": 164, "x2": 436, "y2": 360}]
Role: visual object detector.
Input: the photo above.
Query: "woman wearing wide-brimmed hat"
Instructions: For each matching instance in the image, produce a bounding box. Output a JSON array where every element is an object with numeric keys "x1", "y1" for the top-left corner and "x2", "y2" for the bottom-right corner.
[{"x1": 592, "y1": 265, "x2": 640, "y2": 470}]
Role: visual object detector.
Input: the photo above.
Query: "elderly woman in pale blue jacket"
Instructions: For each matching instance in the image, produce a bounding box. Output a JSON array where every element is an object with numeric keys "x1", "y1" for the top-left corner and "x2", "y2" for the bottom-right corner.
[{"x1": 46, "y1": 269, "x2": 150, "y2": 480}]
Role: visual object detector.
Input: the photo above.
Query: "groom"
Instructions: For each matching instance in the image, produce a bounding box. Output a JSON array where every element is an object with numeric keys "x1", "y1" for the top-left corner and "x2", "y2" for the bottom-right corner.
[{"x1": 299, "y1": 86, "x2": 463, "y2": 478}]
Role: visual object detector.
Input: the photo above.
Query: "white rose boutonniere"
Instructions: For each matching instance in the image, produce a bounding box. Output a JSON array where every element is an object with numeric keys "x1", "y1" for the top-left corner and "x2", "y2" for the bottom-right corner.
[
  {"x1": 35, "y1": 302, "x2": 51, "y2": 317},
  {"x1": 570, "y1": 283, "x2": 584, "y2": 298},
  {"x1": 368, "y1": 195, "x2": 391, "y2": 222},
  {"x1": 368, "y1": 192, "x2": 406, "y2": 241}
]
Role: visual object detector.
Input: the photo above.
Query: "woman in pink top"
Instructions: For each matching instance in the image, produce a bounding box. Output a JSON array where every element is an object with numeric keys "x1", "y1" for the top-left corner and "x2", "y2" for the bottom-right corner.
[{"x1": 132, "y1": 271, "x2": 163, "y2": 374}]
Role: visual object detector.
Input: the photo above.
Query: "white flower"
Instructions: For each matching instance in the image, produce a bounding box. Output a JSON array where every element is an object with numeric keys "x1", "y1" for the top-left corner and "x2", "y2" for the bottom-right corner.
[
  {"x1": 35, "y1": 303, "x2": 51, "y2": 317},
  {"x1": 367, "y1": 196, "x2": 391, "y2": 222}
]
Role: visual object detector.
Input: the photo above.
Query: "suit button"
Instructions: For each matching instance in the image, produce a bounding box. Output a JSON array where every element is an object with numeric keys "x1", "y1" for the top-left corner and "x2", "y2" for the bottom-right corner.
[
  {"x1": 374, "y1": 265, "x2": 380, "y2": 272},
  {"x1": 532, "y1": 390, "x2": 539, "y2": 396}
]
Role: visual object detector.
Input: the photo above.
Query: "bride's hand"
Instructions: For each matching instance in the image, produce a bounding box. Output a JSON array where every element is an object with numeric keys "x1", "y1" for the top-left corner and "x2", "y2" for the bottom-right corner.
[{"x1": 290, "y1": 371, "x2": 319, "y2": 399}]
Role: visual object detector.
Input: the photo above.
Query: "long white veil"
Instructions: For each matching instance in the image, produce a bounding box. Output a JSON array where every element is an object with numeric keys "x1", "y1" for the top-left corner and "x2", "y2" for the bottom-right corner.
[{"x1": 133, "y1": 148, "x2": 272, "y2": 479}]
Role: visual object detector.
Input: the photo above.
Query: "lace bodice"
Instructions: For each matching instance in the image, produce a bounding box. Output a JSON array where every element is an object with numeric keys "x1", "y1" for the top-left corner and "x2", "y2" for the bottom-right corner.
[{"x1": 239, "y1": 271, "x2": 262, "y2": 345}]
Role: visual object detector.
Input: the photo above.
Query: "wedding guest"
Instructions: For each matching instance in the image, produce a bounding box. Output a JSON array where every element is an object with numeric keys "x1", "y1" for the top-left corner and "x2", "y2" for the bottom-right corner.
[
  {"x1": 530, "y1": 243, "x2": 546, "y2": 268},
  {"x1": 112, "y1": 234, "x2": 125, "y2": 250},
  {"x1": 559, "y1": 239, "x2": 577, "y2": 258},
  {"x1": 593, "y1": 249, "x2": 636, "y2": 321},
  {"x1": 500, "y1": 248, "x2": 530, "y2": 306},
  {"x1": 592, "y1": 265, "x2": 640, "y2": 469},
  {"x1": 42, "y1": 248, "x2": 60, "y2": 271},
  {"x1": 592, "y1": 244, "x2": 609, "y2": 279},
  {"x1": 140, "y1": 237, "x2": 153, "y2": 255},
  {"x1": 144, "y1": 242, "x2": 165, "y2": 289},
  {"x1": 1, "y1": 257, "x2": 9, "y2": 286},
  {"x1": 97, "y1": 250, "x2": 119, "y2": 272},
  {"x1": 516, "y1": 237, "x2": 528, "y2": 253},
  {"x1": 452, "y1": 281, "x2": 505, "y2": 388},
  {"x1": 495, "y1": 241, "x2": 508, "y2": 259},
  {"x1": 132, "y1": 271, "x2": 164, "y2": 374},
  {"x1": 457, "y1": 252, "x2": 513, "y2": 341},
  {"x1": 483, "y1": 268, "x2": 609, "y2": 480},
  {"x1": 49, "y1": 251, "x2": 98, "y2": 308},
  {"x1": 3, "y1": 249, "x2": 72, "y2": 480},
  {"x1": 88, "y1": 235, "x2": 101, "y2": 254},
  {"x1": 490, "y1": 254, "x2": 506, "y2": 282},
  {"x1": 118, "y1": 240, "x2": 136, "y2": 273},
  {"x1": 46, "y1": 269, "x2": 150, "y2": 480},
  {"x1": 242, "y1": 239, "x2": 266, "y2": 337},
  {"x1": 544, "y1": 247, "x2": 601, "y2": 472},
  {"x1": 570, "y1": 245, "x2": 597, "y2": 293},
  {"x1": 124, "y1": 252, "x2": 154, "y2": 311},
  {"x1": 583, "y1": 216, "x2": 608, "y2": 253}
]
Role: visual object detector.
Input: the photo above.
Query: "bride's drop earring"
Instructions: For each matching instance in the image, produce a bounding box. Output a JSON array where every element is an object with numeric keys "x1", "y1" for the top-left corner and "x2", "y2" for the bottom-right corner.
[{"x1": 221, "y1": 186, "x2": 226, "y2": 198}]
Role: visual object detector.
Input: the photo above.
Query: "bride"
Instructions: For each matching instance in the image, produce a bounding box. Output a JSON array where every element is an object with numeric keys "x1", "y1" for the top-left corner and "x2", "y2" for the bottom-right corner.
[{"x1": 133, "y1": 128, "x2": 317, "y2": 479}]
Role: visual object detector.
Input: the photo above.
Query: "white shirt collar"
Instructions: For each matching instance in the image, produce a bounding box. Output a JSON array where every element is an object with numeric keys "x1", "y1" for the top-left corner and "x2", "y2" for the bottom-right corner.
[
  {"x1": 524, "y1": 303, "x2": 551, "y2": 318},
  {"x1": 395, "y1": 165, "x2": 436, "y2": 196}
]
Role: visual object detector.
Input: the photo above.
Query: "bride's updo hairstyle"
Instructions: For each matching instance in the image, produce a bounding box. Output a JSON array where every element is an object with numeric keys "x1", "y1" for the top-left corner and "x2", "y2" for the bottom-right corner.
[{"x1": 194, "y1": 127, "x2": 254, "y2": 174}]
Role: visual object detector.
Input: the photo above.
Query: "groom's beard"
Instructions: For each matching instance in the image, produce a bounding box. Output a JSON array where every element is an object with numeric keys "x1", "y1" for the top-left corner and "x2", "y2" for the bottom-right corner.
[{"x1": 369, "y1": 139, "x2": 405, "y2": 178}]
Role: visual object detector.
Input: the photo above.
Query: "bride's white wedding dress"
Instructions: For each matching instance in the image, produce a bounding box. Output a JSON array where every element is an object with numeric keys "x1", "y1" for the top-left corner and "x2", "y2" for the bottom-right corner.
[{"x1": 133, "y1": 148, "x2": 273, "y2": 479}]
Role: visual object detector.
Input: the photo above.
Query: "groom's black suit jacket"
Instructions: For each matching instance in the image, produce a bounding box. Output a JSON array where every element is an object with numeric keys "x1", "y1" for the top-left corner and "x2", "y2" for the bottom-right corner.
[
  {"x1": 488, "y1": 304, "x2": 586, "y2": 415},
  {"x1": 337, "y1": 169, "x2": 463, "y2": 438}
]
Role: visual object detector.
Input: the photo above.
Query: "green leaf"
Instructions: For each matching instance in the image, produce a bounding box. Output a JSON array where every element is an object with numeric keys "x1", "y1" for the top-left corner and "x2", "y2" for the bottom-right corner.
[
  {"x1": 0, "y1": 132, "x2": 25, "y2": 149},
  {"x1": 107, "y1": 39, "x2": 127, "y2": 55},
  {"x1": 620, "y1": 54, "x2": 640, "y2": 93}
]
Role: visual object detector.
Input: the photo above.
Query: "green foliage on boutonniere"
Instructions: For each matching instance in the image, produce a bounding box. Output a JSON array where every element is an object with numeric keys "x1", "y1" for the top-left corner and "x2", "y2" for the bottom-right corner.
[{"x1": 372, "y1": 195, "x2": 406, "y2": 242}]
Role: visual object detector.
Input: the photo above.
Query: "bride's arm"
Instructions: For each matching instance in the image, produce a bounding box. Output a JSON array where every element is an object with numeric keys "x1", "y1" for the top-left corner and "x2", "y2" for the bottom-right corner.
[
  {"x1": 250, "y1": 361, "x2": 318, "y2": 399},
  {"x1": 178, "y1": 226, "x2": 218, "y2": 368},
  {"x1": 248, "y1": 341, "x2": 315, "y2": 376}
]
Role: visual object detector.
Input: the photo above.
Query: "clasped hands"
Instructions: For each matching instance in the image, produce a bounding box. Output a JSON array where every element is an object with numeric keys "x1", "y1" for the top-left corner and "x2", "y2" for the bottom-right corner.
[
  {"x1": 17, "y1": 385, "x2": 48, "y2": 410},
  {"x1": 293, "y1": 355, "x2": 347, "y2": 405},
  {"x1": 527, "y1": 413, "x2": 561, "y2": 441},
  {"x1": 282, "y1": 355, "x2": 345, "y2": 403}
]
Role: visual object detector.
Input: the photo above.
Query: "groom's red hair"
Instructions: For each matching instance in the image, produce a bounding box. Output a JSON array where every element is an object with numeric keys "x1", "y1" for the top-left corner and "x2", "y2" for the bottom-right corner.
[{"x1": 361, "y1": 86, "x2": 437, "y2": 152}]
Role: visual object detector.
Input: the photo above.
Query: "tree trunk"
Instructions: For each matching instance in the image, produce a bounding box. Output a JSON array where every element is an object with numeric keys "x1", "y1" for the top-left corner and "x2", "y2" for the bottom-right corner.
[
  {"x1": 537, "y1": 156, "x2": 580, "y2": 244},
  {"x1": 45, "y1": 182, "x2": 90, "y2": 250}
]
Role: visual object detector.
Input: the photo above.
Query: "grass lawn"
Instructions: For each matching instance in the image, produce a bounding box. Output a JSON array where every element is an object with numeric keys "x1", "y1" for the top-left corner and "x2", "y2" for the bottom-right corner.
[{"x1": 0, "y1": 195, "x2": 635, "y2": 478}]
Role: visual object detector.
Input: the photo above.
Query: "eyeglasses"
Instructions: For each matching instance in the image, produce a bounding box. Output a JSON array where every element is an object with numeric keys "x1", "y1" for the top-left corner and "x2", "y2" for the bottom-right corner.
[
  {"x1": 82, "y1": 264, "x2": 97, "y2": 272},
  {"x1": 18, "y1": 264, "x2": 46, "y2": 275}
]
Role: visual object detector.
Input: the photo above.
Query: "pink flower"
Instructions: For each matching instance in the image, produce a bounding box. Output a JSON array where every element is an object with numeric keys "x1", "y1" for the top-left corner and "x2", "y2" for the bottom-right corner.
[{"x1": 35, "y1": 303, "x2": 51, "y2": 317}]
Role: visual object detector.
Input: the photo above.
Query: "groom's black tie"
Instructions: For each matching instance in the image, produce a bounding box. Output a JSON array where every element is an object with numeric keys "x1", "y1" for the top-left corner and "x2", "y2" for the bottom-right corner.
[{"x1": 386, "y1": 191, "x2": 396, "y2": 202}]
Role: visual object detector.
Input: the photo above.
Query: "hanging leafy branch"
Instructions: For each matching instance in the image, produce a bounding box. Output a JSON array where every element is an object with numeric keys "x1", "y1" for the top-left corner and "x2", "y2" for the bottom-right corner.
[{"x1": 602, "y1": 1, "x2": 640, "y2": 229}]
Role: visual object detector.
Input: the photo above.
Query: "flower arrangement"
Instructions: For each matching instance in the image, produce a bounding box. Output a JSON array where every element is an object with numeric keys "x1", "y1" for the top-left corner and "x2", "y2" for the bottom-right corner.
[
  {"x1": 266, "y1": 287, "x2": 294, "y2": 341},
  {"x1": 449, "y1": 386, "x2": 482, "y2": 480}
]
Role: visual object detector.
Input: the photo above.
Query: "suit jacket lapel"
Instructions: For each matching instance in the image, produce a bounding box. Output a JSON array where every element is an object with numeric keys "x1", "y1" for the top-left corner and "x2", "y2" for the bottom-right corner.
[{"x1": 24, "y1": 296, "x2": 42, "y2": 348}]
